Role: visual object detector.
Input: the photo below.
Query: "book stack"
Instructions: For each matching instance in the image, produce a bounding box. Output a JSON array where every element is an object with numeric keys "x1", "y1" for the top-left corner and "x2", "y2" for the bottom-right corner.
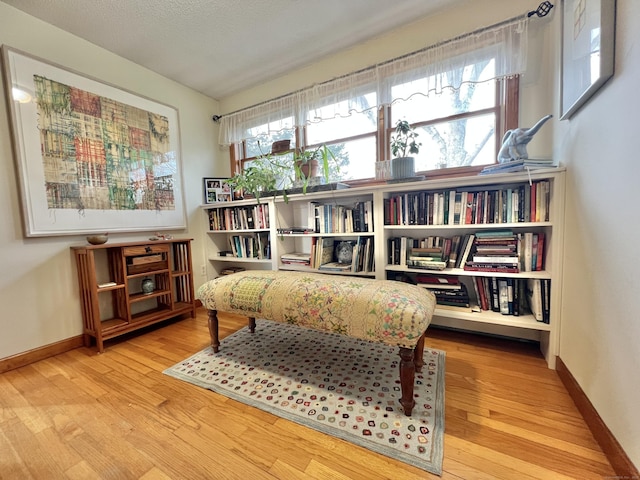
[
  {"x1": 479, "y1": 158, "x2": 556, "y2": 175},
  {"x1": 464, "y1": 230, "x2": 519, "y2": 273},
  {"x1": 415, "y1": 275, "x2": 470, "y2": 307},
  {"x1": 220, "y1": 266, "x2": 245, "y2": 275},
  {"x1": 280, "y1": 252, "x2": 311, "y2": 267},
  {"x1": 406, "y1": 246, "x2": 447, "y2": 270}
]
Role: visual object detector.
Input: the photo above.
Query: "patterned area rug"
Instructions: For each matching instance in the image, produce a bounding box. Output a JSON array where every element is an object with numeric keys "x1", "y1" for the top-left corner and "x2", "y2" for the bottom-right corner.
[{"x1": 164, "y1": 320, "x2": 445, "y2": 475}]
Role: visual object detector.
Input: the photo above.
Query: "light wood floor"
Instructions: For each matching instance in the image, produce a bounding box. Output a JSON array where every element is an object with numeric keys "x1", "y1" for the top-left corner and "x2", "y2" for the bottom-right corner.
[{"x1": 0, "y1": 309, "x2": 615, "y2": 479}]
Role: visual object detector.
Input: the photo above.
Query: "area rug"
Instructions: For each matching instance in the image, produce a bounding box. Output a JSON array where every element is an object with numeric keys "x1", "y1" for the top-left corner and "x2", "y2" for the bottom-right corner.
[{"x1": 164, "y1": 320, "x2": 445, "y2": 475}]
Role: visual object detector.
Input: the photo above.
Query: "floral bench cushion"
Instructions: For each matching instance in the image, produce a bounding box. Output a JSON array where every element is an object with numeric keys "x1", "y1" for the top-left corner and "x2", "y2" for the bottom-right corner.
[{"x1": 196, "y1": 270, "x2": 436, "y2": 349}]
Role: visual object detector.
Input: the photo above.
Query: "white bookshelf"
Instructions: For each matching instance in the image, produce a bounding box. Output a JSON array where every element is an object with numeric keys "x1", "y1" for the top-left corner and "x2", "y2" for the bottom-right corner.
[{"x1": 201, "y1": 168, "x2": 566, "y2": 368}]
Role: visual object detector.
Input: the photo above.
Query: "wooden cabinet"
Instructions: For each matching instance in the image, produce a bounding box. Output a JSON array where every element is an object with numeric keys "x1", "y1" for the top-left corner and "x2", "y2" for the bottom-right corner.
[{"x1": 72, "y1": 239, "x2": 197, "y2": 352}]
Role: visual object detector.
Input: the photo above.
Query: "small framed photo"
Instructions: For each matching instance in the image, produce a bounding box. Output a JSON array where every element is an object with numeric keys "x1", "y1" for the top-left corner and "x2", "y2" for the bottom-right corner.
[{"x1": 203, "y1": 177, "x2": 233, "y2": 204}]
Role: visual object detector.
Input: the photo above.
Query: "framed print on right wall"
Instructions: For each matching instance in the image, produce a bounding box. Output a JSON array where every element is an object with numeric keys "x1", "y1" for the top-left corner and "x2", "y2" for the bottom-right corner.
[{"x1": 560, "y1": 0, "x2": 616, "y2": 120}]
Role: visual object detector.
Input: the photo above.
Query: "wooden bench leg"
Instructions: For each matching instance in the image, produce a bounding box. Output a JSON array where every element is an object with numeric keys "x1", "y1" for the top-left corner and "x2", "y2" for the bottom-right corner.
[
  {"x1": 398, "y1": 347, "x2": 416, "y2": 417},
  {"x1": 208, "y1": 310, "x2": 220, "y2": 353},
  {"x1": 248, "y1": 317, "x2": 256, "y2": 333},
  {"x1": 414, "y1": 333, "x2": 426, "y2": 373}
]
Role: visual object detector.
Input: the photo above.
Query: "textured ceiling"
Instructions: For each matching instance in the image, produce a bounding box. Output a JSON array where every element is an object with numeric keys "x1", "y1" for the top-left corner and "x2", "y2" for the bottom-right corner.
[{"x1": 2, "y1": 0, "x2": 468, "y2": 99}]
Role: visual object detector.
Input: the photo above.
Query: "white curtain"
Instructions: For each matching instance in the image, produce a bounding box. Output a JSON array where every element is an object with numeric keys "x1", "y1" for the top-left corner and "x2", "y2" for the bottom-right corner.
[{"x1": 218, "y1": 15, "x2": 528, "y2": 147}]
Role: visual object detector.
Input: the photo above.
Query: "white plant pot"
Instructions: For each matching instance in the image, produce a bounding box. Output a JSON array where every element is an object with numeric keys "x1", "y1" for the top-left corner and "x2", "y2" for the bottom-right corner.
[{"x1": 391, "y1": 156, "x2": 415, "y2": 179}]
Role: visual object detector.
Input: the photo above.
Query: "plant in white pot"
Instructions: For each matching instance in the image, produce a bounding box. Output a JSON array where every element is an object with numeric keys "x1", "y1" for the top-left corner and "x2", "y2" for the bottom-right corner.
[{"x1": 390, "y1": 120, "x2": 421, "y2": 180}]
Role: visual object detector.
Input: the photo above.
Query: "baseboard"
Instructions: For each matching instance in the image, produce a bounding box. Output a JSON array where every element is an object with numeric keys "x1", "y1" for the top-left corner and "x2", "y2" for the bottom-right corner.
[
  {"x1": 0, "y1": 336, "x2": 85, "y2": 374},
  {"x1": 556, "y1": 356, "x2": 639, "y2": 477}
]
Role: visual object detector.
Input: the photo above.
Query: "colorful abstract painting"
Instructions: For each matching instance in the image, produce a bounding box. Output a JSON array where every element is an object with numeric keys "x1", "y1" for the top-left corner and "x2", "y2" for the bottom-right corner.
[
  {"x1": 2, "y1": 46, "x2": 186, "y2": 236},
  {"x1": 35, "y1": 75, "x2": 176, "y2": 212}
]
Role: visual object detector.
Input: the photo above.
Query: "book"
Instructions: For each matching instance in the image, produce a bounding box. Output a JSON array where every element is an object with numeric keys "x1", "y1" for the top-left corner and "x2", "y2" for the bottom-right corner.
[
  {"x1": 407, "y1": 261, "x2": 447, "y2": 270},
  {"x1": 415, "y1": 275, "x2": 461, "y2": 290},
  {"x1": 318, "y1": 262, "x2": 352, "y2": 271},
  {"x1": 457, "y1": 234, "x2": 475, "y2": 268},
  {"x1": 526, "y1": 278, "x2": 544, "y2": 322}
]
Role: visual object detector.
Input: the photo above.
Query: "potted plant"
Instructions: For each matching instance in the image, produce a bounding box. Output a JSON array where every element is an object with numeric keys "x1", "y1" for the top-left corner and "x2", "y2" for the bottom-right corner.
[
  {"x1": 293, "y1": 145, "x2": 336, "y2": 193},
  {"x1": 225, "y1": 151, "x2": 288, "y2": 202},
  {"x1": 390, "y1": 120, "x2": 421, "y2": 180}
]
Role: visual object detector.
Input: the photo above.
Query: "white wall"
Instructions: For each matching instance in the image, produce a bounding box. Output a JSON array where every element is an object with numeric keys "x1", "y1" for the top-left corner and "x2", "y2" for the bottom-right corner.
[
  {"x1": 0, "y1": 3, "x2": 226, "y2": 359},
  {"x1": 220, "y1": 0, "x2": 639, "y2": 469},
  {"x1": 555, "y1": 0, "x2": 640, "y2": 468}
]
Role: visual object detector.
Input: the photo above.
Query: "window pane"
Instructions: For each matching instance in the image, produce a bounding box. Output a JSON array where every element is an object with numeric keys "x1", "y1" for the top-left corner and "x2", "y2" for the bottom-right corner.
[
  {"x1": 306, "y1": 93, "x2": 377, "y2": 145},
  {"x1": 328, "y1": 137, "x2": 377, "y2": 181},
  {"x1": 413, "y1": 113, "x2": 496, "y2": 170},
  {"x1": 391, "y1": 61, "x2": 497, "y2": 124},
  {"x1": 245, "y1": 117, "x2": 295, "y2": 158}
]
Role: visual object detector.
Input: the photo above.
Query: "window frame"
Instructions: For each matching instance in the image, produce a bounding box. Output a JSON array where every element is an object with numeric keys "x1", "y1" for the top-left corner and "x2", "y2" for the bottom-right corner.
[{"x1": 230, "y1": 76, "x2": 519, "y2": 183}]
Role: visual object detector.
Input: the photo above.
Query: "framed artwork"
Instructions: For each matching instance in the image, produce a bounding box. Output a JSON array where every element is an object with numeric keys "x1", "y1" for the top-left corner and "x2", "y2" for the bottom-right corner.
[
  {"x1": 203, "y1": 177, "x2": 233, "y2": 204},
  {"x1": 560, "y1": 0, "x2": 616, "y2": 120},
  {"x1": 1, "y1": 46, "x2": 187, "y2": 237}
]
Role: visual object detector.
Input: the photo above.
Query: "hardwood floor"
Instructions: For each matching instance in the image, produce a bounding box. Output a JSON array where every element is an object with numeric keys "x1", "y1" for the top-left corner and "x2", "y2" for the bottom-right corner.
[{"x1": 0, "y1": 309, "x2": 615, "y2": 479}]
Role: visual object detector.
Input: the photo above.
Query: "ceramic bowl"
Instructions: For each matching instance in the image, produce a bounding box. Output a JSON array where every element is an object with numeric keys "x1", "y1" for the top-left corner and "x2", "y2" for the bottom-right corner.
[{"x1": 86, "y1": 234, "x2": 109, "y2": 245}]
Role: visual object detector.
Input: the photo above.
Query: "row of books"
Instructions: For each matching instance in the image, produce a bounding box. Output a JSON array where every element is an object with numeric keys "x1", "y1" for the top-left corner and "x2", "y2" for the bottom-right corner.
[
  {"x1": 208, "y1": 204, "x2": 270, "y2": 231},
  {"x1": 220, "y1": 233, "x2": 270, "y2": 259},
  {"x1": 472, "y1": 276, "x2": 550, "y2": 322},
  {"x1": 394, "y1": 273, "x2": 550, "y2": 322},
  {"x1": 383, "y1": 179, "x2": 550, "y2": 226},
  {"x1": 388, "y1": 229, "x2": 545, "y2": 273},
  {"x1": 280, "y1": 237, "x2": 375, "y2": 273},
  {"x1": 308, "y1": 201, "x2": 373, "y2": 234}
]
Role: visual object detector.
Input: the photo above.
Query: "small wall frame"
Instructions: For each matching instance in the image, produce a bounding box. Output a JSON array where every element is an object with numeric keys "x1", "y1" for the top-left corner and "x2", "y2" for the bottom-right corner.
[{"x1": 203, "y1": 178, "x2": 233, "y2": 204}]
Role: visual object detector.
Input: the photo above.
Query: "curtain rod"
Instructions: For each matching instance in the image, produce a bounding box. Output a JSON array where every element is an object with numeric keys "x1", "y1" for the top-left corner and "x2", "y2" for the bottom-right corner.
[{"x1": 212, "y1": 3, "x2": 552, "y2": 122}]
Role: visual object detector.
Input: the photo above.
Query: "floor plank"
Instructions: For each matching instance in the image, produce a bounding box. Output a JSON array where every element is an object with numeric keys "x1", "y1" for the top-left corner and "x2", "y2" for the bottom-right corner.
[{"x1": 0, "y1": 309, "x2": 615, "y2": 479}]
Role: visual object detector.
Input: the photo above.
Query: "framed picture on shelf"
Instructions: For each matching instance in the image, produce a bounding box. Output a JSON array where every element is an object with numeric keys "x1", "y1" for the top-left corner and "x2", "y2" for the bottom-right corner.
[
  {"x1": 560, "y1": 0, "x2": 616, "y2": 120},
  {"x1": 203, "y1": 177, "x2": 233, "y2": 204},
  {"x1": 1, "y1": 46, "x2": 187, "y2": 237}
]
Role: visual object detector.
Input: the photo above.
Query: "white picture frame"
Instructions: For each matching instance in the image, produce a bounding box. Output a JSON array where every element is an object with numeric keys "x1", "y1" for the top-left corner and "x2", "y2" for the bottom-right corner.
[
  {"x1": 1, "y1": 46, "x2": 187, "y2": 236},
  {"x1": 560, "y1": 0, "x2": 616, "y2": 120}
]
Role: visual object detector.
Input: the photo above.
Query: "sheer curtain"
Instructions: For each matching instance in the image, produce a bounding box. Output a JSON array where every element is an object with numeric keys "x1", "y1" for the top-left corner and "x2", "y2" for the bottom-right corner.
[{"x1": 218, "y1": 15, "x2": 528, "y2": 147}]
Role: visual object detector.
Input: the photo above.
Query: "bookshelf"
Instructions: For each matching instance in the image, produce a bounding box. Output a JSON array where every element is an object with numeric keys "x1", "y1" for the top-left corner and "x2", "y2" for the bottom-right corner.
[
  {"x1": 202, "y1": 199, "x2": 275, "y2": 278},
  {"x1": 201, "y1": 168, "x2": 565, "y2": 367},
  {"x1": 72, "y1": 239, "x2": 197, "y2": 352}
]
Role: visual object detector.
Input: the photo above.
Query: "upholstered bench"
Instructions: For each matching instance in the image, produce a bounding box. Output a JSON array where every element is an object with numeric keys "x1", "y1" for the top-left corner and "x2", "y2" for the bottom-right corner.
[{"x1": 196, "y1": 270, "x2": 436, "y2": 416}]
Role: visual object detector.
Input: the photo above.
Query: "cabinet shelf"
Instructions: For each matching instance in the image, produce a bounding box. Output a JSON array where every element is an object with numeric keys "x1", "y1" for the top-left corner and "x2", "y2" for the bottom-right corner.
[
  {"x1": 72, "y1": 239, "x2": 196, "y2": 352},
  {"x1": 385, "y1": 265, "x2": 552, "y2": 279},
  {"x1": 432, "y1": 307, "x2": 552, "y2": 331},
  {"x1": 129, "y1": 289, "x2": 171, "y2": 303},
  {"x1": 210, "y1": 256, "x2": 272, "y2": 263},
  {"x1": 384, "y1": 221, "x2": 552, "y2": 230},
  {"x1": 126, "y1": 269, "x2": 170, "y2": 279},
  {"x1": 208, "y1": 228, "x2": 270, "y2": 234},
  {"x1": 97, "y1": 283, "x2": 125, "y2": 291}
]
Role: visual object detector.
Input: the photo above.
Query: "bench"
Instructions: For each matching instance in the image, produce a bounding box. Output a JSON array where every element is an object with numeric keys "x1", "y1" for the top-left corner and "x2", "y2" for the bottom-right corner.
[{"x1": 196, "y1": 270, "x2": 436, "y2": 416}]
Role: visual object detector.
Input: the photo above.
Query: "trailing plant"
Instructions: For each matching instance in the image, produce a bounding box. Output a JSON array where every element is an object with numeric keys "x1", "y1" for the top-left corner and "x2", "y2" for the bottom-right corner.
[
  {"x1": 227, "y1": 143, "x2": 339, "y2": 201},
  {"x1": 390, "y1": 120, "x2": 421, "y2": 158},
  {"x1": 225, "y1": 145, "x2": 289, "y2": 202}
]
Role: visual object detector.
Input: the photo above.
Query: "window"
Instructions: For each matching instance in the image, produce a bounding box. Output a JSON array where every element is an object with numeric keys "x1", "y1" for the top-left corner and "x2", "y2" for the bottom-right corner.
[
  {"x1": 306, "y1": 93, "x2": 378, "y2": 180},
  {"x1": 389, "y1": 60, "x2": 504, "y2": 172},
  {"x1": 222, "y1": 16, "x2": 527, "y2": 183}
]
